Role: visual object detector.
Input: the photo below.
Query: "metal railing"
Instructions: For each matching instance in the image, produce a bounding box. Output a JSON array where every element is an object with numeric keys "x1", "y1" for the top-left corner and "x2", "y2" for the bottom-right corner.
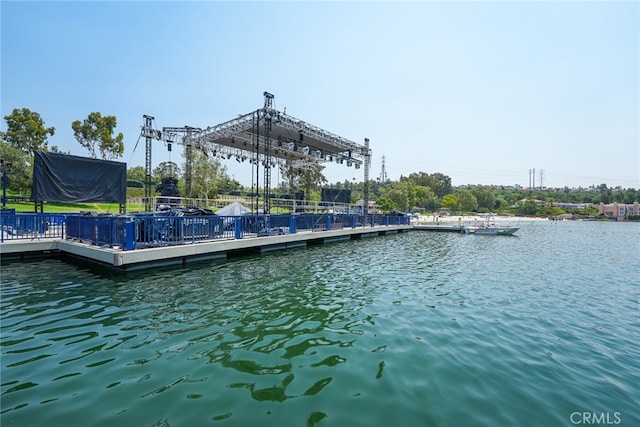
[
  {"x1": 0, "y1": 213, "x2": 67, "y2": 242},
  {"x1": 125, "y1": 196, "x2": 381, "y2": 215},
  {"x1": 1, "y1": 212, "x2": 410, "y2": 250}
]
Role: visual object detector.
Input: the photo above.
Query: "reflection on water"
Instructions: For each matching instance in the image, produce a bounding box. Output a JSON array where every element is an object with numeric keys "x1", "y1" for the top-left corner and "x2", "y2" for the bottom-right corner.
[
  {"x1": 1, "y1": 246, "x2": 383, "y2": 425},
  {"x1": 1, "y1": 221, "x2": 639, "y2": 426}
]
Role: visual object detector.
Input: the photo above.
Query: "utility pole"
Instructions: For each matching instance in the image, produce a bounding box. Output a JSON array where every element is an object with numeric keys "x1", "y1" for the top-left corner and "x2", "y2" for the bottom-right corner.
[
  {"x1": 380, "y1": 155, "x2": 387, "y2": 184},
  {"x1": 532, "y1": 168, "x2": 536, "y2": 191}
]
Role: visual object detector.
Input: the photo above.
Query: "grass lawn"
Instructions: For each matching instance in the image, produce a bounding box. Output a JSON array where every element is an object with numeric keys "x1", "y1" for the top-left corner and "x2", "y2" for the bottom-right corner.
[{"x1": 4, "y1": 201, "x2": 124, "y2": 213}]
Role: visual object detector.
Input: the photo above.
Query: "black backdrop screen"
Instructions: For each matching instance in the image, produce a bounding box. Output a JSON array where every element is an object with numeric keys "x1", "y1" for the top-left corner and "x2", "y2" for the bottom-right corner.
[
  {"x1": 32, "y1": 151, "x2": 126, "y2": 204},
  {"x1": 321, "y1": 188, "x2": 351, "y2": 204}
]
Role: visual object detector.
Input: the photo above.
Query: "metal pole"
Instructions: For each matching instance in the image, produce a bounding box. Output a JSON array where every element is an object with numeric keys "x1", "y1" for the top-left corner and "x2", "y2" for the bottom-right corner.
[
  {"x1": 2, "y1": 168, "x2": 7, "y2": 209},
  {"x1": 143, "y1": 115, "x2": 154, "y2": 212},
  {"x1": 263, "y1": 91, "x2": 274, "y2": 214},
  {"x1": 363, "y1": 138, "x2": 371, "y2": 217}
]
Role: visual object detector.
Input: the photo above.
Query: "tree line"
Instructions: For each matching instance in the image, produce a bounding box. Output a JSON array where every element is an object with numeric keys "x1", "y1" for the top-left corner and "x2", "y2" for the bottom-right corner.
[
  {"x1": 1, "y1": 107, "x2": 638, "y2": 215},
  {"x1": 0, "y1": 108, "x2": 125, "y2": 194}
]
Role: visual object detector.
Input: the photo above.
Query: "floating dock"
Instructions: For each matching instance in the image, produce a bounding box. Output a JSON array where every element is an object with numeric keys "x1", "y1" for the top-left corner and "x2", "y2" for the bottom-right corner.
[
  {"x1": 412, "y1": 224, "x2": 463, "y2": 232},
  {"x1": 1, "y1": 225, "x2": 412, "y2": 271}
]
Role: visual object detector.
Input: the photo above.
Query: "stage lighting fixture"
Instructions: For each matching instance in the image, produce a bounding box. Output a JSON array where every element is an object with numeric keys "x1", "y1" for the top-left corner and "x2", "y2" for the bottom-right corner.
[
  {"x1": 315, "y1": 150, "x2": 321, "y2": 159},
  {"x1": 288, "y1": 142, "x2": 295, "y2": 150},
  {"x1": 302, "y1": 146, "x2": 310, "y2": 155}
]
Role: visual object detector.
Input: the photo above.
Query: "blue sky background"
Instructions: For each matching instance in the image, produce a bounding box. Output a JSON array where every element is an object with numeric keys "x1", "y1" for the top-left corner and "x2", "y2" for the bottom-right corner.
[{"x1": 2, "y1": 0, "x2": 638, "y2": 189}]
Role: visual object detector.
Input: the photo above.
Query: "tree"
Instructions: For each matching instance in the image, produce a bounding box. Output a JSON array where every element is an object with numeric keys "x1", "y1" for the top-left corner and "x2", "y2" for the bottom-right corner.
[
  {"x1": 379, "y1": 179, "x2": 418, "y2": 212},
  {"x1": 428, "y1": 172, "x2": 452, "y2": 198},
  {"x1": 408, "y1": 171, "x2": 452, "y2": 198},
  {"x1": 408, "y1": 172, "x2": 431, "y2": 187},
  {"x1": 49, "y1": 145, "x2": 68, "y2": 154},
  {"x1": 154, "y1": 161, "x2": 181, "y2": 180},
  {"x1": 472, "y1": 186, "x2": 496, "y2": 212},
  {"x1": 3, "y1": 108, "x2": 55, "y2": 154},
  {"x1": 189, "y1": 151, "x2": 231, "y2": 200},
  {"x1": 441, "y1": 194, "x2": 458, "y2": 210},
  {"x1": 71, "y1": 112, "x2": 124, "y2": 160},
  {"x1": 281, "y1": 162, "x2": 327, "y2": 197},
  {"x1": 414, "y1": 185, "x2": 438, "y2": 212},
  {"x1": 376, "y1": 195, "x2": 397, "y2": 212},
  {"x1": 127, "y1": 166, "x2": 146, "y2": 182},
  {"x1": 623, "y1": 188, "x2": 639, "y2": 204},
  {"x1": 516, "y1": 199, "x2": 538, "y2": 215},
  {"x1": 455, "y1": 189, "x2": 478, "y2": 213},
  {"x1": 494, "y1": 196, "x2": 509, "y2": 210},
  {"x1": 0, "y1": 142, "x2": 33, "y2": 193}
]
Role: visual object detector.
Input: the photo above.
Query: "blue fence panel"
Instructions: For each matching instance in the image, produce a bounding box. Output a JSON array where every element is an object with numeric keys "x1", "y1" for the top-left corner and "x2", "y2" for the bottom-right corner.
[
  {"x1": 177, "y1": 216, "x2": 226, "y2": 243},
  {"x1": 266, "y1": 214, "x2": 291, "y2": 233},
  {"x1": 132, "y1": 214, "x2": 230, "y2": 249},
  {"x1": 1, "y1": 213, "x2": 66, "y2": 241},
  {"x1": 6, "y1": 212, "x2": 410, "y2": 249}
]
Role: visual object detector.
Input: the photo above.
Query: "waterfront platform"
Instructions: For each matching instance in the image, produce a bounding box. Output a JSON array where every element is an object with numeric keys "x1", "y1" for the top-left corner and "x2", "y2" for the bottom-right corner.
[{"x1": 1, "y1": 224, "x2": 412, "y2": 271}]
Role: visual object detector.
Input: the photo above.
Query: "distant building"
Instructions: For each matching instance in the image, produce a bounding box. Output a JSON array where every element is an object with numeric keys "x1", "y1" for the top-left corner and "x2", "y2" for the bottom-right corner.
[
  {"x1": 553, "y1": 202, "x2": 590, "y2": 210},
  {"x1": 598, "y1": 202, "x2": 640, "y2": 220}
]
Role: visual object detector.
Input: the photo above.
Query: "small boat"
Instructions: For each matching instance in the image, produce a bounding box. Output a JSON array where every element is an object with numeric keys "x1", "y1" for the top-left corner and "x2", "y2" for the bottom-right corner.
[{"x1": 461, "y1": 214, "x2": 519, "y2": 236}]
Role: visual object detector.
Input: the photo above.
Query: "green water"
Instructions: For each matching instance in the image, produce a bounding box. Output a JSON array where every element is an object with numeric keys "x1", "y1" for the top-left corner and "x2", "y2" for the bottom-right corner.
[{"x1": 1, "y1": 220, "x2": 638, "y2": 426}]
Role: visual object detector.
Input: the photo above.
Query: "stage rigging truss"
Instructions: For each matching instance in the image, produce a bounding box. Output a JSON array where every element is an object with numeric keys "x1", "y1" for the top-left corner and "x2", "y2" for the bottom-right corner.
[{"x1": 141, "y1": 92, "x2": 371, "y2": 214}]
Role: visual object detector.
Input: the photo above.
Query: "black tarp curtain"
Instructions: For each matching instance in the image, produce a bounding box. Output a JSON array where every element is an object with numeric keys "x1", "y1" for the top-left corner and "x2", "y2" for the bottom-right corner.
[{"x1": 32, "y1": 151, "x2": 126, "y2": 204}]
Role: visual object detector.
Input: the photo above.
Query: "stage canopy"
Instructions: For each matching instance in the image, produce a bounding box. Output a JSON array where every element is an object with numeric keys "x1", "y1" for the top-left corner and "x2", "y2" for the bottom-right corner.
[
  {"x1": 140, "y1": 92, "x2": 373, "y2": 213},
  {"x1": 148, "y1": 93, "x2": 371, "y2": 170}
]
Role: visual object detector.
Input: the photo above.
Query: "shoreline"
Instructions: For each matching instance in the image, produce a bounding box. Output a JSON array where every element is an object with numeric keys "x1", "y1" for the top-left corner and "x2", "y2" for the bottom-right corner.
[{"x1": 414, "y1": 215, "x2": 548, "y2": 224}]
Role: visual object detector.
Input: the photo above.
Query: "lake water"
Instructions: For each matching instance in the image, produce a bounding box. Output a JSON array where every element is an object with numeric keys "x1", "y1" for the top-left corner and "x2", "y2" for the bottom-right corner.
[{"x1": 1, "y1": 220, "x2": 639, "y2": 426}]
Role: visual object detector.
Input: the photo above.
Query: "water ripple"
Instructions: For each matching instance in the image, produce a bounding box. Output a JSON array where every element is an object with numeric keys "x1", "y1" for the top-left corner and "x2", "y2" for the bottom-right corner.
[{"x1": 1, "y1": 222, "x2": 639, "y2": 426}]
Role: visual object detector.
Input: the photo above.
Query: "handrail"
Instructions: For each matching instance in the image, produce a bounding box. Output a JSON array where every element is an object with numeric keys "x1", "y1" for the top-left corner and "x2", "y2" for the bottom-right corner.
[
  {"x1": 0, "y1": 213, "x2": 66, "y2": 242},
  {"x1": 1, "y1": 212, "x2": 410, "y2": 249}
]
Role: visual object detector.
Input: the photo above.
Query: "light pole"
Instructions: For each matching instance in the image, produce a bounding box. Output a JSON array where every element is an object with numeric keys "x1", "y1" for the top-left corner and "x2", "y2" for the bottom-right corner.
[{"x1": 1, "y1": 159, "x2": 13, "y2": 210}]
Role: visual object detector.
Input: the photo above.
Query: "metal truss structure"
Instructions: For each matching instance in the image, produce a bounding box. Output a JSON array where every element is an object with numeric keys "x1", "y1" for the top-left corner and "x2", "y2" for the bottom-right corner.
[{"x1": 140, "y1": 92, "x2": 372, "y2": 214}]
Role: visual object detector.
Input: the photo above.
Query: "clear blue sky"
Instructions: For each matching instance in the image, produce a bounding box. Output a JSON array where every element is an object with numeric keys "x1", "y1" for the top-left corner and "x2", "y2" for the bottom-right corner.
[{"x1": 2, "y1": 0, "x2": 638, "y2": 189}]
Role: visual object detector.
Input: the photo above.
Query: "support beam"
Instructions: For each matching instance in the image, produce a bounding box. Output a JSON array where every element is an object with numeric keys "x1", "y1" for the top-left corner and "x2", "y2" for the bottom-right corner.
[
  {"x1": 142, "y1": 115, "x2": 154, "y2": 212},
  {"x1": 263, "y1": 92, "x2": 274, "y2": 214},
  {"x1": 363, "y1": 138, "x2": 371, "y2": 216}
]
